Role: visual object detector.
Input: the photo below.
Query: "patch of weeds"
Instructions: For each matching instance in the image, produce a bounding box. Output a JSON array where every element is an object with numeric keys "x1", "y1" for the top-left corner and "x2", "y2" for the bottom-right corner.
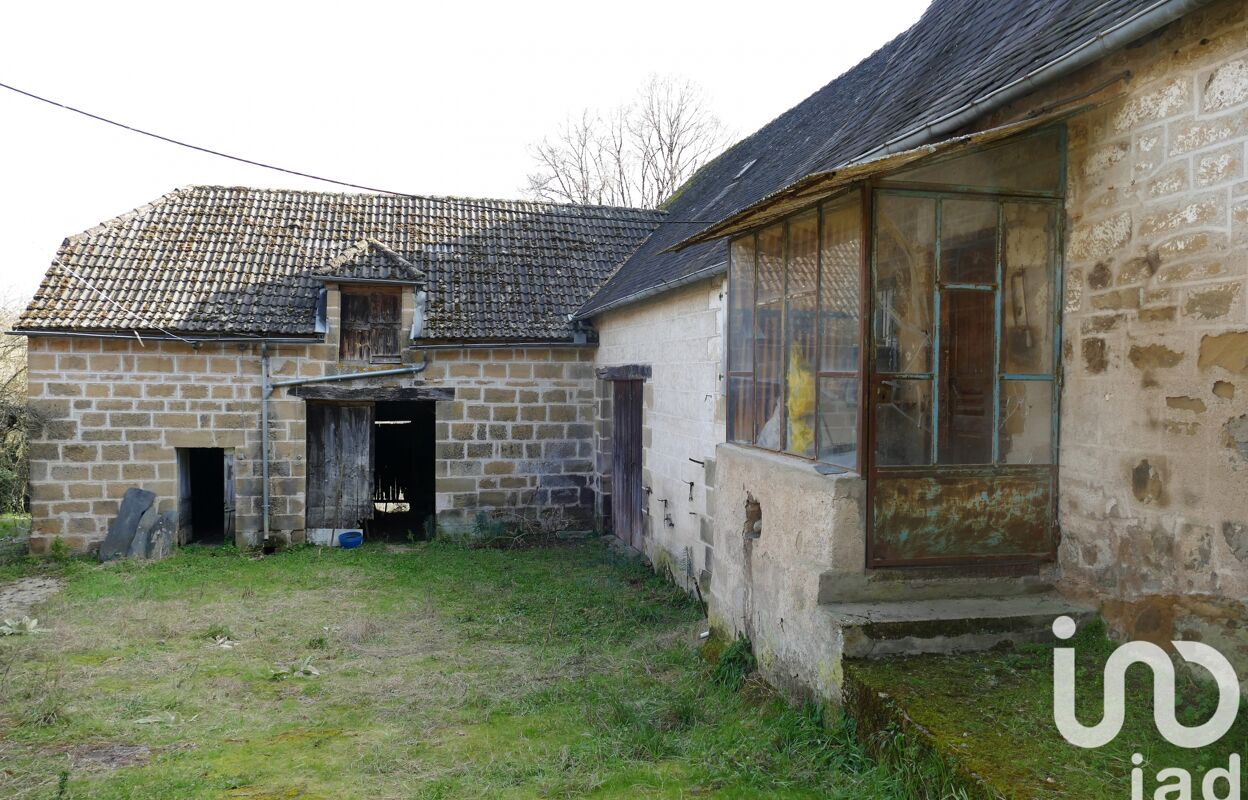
[
  {"x1": 712, "y1": 634, "x2": 756, "y2": 692},
  {"x1": 305, "y1": 634, "x2": 328, "y2": 650},
  {"x1": 21, "y1": 666, "x2": 69, "y2": 726},
  {"x1": 200, "y1": 623, "x2": 233, "y2": 641},
  {"x1": 270, "y1": 657, "x2": 320, "y2": 680},
  {"x1": 46, "y1": 537, "x2": 70, "y2": 563},
  {"x1": 0, "y1": 616, "x2": 45, "y2": 636}
]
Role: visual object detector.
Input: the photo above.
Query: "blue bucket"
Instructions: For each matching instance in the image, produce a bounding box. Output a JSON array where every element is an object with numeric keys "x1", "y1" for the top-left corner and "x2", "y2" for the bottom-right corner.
[{"x1": 338, "y1": 530, "x2": 364, "y2": 549}]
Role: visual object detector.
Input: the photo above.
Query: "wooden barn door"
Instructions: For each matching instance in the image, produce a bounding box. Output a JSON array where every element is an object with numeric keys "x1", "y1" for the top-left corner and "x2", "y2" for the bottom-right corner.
[
  {"x1": 306, "y1": 402, "x2": 375, "y2": 528},
  {"x1": 610, "y1": 379, "x2": 644, "y2": 550}
]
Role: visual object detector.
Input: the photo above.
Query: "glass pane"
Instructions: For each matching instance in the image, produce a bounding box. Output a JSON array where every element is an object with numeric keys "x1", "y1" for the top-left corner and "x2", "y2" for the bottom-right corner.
[
  {"x1": 875, "y1": 379, "x2": 932, "y2": 466},
  {"x1": 757, "y1": 223, "x2": 784, "y2": 305},
  {"x1": 786, "y1": 292, "x2": 817, "y2": 457},
  {"x1": 874, "y1": 194, "x2": 935, "y2": 373},
  {"x1": 880, "y1": 128, "x2": 1063, "y2": 195},
  {"x1": 821, "y1": 193, "x2": 861, "y2": 372},
  {"x1": 754, "y1": 299, "x2": 784, "y2": 450},
  {"x1": 1000, "y1": 380, "x2": 1053, "y2": 464},
  {"x1": 788, "y1": 212, "x2": 818, "y2": 296},
  {"x1": 939, "y1": 290, "x2": 995, "y2": 464},
  {"x1": 1002, "y1": 203, "x2": 1056, "y2": 375},
  {"x1": 729, "y1": 236, "x2": 755, "y2": 372},
  {"x1": 727, "y1": 376, "x2": 754, "y2": 444},
  {"x1": 941, "y1": 199, "x2": 997, "y2": 284},
  {"x1": 818, "y1": 377, "x2": 859, "y2": 468}
]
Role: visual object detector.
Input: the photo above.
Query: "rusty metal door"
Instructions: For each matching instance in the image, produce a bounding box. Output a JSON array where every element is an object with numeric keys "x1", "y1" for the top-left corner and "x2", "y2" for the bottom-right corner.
[
  {"x1": 868, "y1": 191, "x2": 1060, "y2": 567},
  {"x1": 306, "y1": 402, "x2": 375, "y2": 528},
  {"x1": 611, "y1": 379, "x2": 644, "y2": 550}
]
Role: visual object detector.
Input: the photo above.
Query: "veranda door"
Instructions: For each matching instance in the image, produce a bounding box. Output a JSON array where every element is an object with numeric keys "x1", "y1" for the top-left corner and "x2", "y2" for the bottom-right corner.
[{"x1": 868, "y1": 190, "x2": 1061, "y2": 567}]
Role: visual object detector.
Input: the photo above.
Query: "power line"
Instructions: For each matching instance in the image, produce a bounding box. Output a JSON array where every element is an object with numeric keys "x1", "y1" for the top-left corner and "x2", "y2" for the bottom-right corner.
[{"x1": 0, "y1": 80, "x2": 717, "y2": 227}]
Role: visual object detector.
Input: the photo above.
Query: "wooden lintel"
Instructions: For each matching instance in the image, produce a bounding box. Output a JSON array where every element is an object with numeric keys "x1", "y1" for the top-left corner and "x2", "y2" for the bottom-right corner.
[
  {"x1": 596, "y1": 364, "x2": 652, "y2": 381},
  {"x1": 289, "y1": 385, "x2": 455, "y2": 402}
]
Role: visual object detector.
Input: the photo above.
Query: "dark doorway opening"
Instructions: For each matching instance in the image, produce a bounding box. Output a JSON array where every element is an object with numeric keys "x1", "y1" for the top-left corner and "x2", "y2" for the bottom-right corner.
[
  {"x1": 368, "y1": 400, "x2": 436, "y2": 541},
  {"x1": 177, "y1": 448, "x2": 234, "y2": 545}
]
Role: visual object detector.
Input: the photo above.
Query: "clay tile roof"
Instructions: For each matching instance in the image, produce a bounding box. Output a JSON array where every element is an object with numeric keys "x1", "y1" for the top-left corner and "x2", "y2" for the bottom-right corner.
[
  {"x1": 576, "y1": 0, "x2": 1193, "y2": 319},
  {"x1": 318, "y1": 238, "x2": 426, "y2": 284},
  {"x1": 18, "y1": 187, "x2": 662, "y2": 341}
]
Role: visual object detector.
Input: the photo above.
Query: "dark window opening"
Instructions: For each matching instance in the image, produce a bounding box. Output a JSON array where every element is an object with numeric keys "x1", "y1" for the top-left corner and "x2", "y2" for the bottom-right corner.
[
  {"x1": 340, "y1": 286, "x2": 402, "y2": 363},
  {"x1": 367, "y1": 400, "x2": 436, "y2": 541},
  {"x1": 177, "y1": 448, "x2": 233, "y2": 545}
]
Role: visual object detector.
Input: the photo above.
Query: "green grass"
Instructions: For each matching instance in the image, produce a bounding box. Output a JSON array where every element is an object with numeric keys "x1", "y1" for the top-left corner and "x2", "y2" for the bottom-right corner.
[
  {"x1": 0, "y1": 541, "x2": 956, "y2": 799},
  {"x1": 848, "y1": 619, "x2": 1248, "y2": 799},
  {"x1": 0, "y1": 512, "x2": 30, "y2": 539}
]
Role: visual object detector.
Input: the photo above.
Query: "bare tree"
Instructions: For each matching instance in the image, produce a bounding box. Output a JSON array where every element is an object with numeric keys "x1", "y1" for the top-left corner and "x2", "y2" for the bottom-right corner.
[
  {"x1": 525, "y1": 75, "x2": 730, "y2": 209},
  {"x1": 0, "y1": 295, "x2": 37, "y2": 515}
]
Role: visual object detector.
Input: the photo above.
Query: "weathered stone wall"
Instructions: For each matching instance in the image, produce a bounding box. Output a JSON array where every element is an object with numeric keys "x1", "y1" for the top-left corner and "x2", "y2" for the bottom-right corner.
[
  {"x1": 999, "y1": 0, "x2": 1248, "y2": 647},
  {"x1": 24, "y1": 286, "x2": 598, "y2": 552},
  {"x1": 709, "y1": 444, "x2": 864, "y2": 700},
  {"x1": 590, "y1": 278, "x2": 726, "y2": 590}
]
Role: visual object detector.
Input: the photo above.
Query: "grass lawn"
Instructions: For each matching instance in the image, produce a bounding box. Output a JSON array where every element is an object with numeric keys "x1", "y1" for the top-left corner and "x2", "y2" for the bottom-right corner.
[
  {"x1": 0, "y1": 512, "x2": 30, "y2": 538},
  {"x1": 848, "y1": 622, "x2": 1248, "y2": 799},
  {"x1": 0, "y1": 540, "x2": 958, "y2": 799}
]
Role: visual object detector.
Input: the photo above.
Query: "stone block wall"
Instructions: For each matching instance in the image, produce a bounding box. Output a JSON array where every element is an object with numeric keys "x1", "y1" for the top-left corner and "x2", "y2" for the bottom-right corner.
[
  {"x1": 982, "y1": 0, "x2": 1248, "y2": 646},
  {"x1": 591, "y1": 278, "x2": 726, "y2": 590},
  {"x1": 24, "y1": 291, "x2": 598, "y2": 552}
]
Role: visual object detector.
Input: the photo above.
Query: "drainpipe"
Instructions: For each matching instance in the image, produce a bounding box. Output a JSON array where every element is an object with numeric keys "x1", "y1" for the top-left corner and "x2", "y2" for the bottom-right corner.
[
  {"x1": 261, "y1": 342, "x2": 271, "y2": 543},
  {"x1": 259, "y1": 354, "x2": 431, "y2": 541}
]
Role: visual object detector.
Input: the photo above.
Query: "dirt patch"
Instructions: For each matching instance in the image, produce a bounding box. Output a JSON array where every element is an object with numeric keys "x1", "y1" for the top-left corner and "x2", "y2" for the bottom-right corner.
[
  {"x1": 0, "y1": 577, "x2": 63, "y2": 620},
  {"x1": 1214, "y1": 380, "x2": 1236, "y2": 399},
  {"x1": 67, "y1": 743, "x2": 151, "y2": 771}
]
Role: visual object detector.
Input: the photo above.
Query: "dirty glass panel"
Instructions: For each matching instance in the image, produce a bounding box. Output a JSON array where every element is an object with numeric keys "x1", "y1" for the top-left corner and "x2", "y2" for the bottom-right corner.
[
  {"x1": 1002, "y1": 203, "x2": 1056, "y2": 375},
  {"x1": 756, "y1": 222, "x2": 785, "y2": 305},
  {"x1": 727, "y1": 376, "x2": 754, "y2": 444},
  {"x1": 818, "y1": 377, "x2": 859, "y2": 468},
  {"x1": 874, "y1": 194, "x2": 935, "y2": 374},
  {"x1": 938, "y1": 290, "x2": 995, "y2": 464},
  {"x1": 786, "y1": 293, "x2": 818, "y2": 457},
  {"x1": 785, "y1": 213, "x2": 818, "y2": 457},
  {"x1": 940, "y1": 199, "x2": 998, "y2": 285},
  {"x1": 754, "y1": 223, "x2": 786, "y2": 450},
  {"x1": 1000, "y1": 380, "x2": 1053, "y2": 464},
  {"x1": 875, "y1": 379, "x2": 932, "y2": 466},
  {"x1": 728, "y1": 236, "x2": 755, "y2": 373},
  {"x1": 880, "y1": 127, "x2": 1063, "y2": 195},
  {"x1": 820, "y1": 193, "x2": 862, "y2": 373}
]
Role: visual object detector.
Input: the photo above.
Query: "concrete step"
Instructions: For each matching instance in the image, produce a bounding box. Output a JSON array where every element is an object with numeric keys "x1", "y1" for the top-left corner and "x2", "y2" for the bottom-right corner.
[
  {"x1": 826, "y1": 593, "x2": 1094, "y2": 659},
  {"x1": 818, "y1": 567, "x2": 1056, "y2": 604}
]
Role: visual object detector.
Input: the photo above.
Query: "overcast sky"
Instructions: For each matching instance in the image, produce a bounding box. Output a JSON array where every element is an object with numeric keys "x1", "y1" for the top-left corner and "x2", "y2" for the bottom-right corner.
[{"x1": 0, "y1": 0, "x2": 930, "y2": 305}]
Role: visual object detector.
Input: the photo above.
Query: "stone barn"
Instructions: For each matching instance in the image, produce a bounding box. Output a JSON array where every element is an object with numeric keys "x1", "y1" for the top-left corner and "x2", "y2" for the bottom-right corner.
[
  {"x1": 15, "y1": 188, "x2": 660, "y2": 551},
  {"x1": 15, "y1": 0, "x2": 1248, "y2": 706}
]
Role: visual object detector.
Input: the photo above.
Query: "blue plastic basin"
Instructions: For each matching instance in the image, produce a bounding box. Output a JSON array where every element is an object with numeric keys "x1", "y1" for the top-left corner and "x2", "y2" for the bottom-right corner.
[{"x1": 338, "y1": 530, "x2": 364, "y2": 549}]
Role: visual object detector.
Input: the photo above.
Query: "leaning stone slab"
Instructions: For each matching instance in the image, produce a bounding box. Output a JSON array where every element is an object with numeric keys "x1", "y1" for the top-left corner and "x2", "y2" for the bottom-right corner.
[
  {"x1": 146, "y1": 512, "x2": 177, "y2": 561},
  {"x1": 99, "y1": 488, "x2": 156, "y2": 562},
  {"x1": 126, "y1": 505, "x2": 161, "y2": 559}
]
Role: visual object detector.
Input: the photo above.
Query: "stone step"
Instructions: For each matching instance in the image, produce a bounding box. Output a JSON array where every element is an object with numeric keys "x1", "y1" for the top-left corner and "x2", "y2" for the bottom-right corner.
[
  {"x1": 818, "y1": 568, "x2": 1056, "y2": 604},
  {"x1": 826, "y1": 593, "x2": 1094, "y2": 659}
]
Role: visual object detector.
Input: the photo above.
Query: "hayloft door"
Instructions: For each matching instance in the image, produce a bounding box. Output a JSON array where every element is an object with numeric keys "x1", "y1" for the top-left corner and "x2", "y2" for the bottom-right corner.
[
  {"x1": 611, "y1": 379, "x2": 644, "y2": 551},
  {"x1": 306, "y1": 402, "x2": 376, "y2": 528}
]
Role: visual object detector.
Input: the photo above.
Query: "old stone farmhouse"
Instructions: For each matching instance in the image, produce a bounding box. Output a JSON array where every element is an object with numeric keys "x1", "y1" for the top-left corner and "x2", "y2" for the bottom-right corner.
[{"x1": 16, "y1": 0, "x2": 1248, "y2": 701}]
